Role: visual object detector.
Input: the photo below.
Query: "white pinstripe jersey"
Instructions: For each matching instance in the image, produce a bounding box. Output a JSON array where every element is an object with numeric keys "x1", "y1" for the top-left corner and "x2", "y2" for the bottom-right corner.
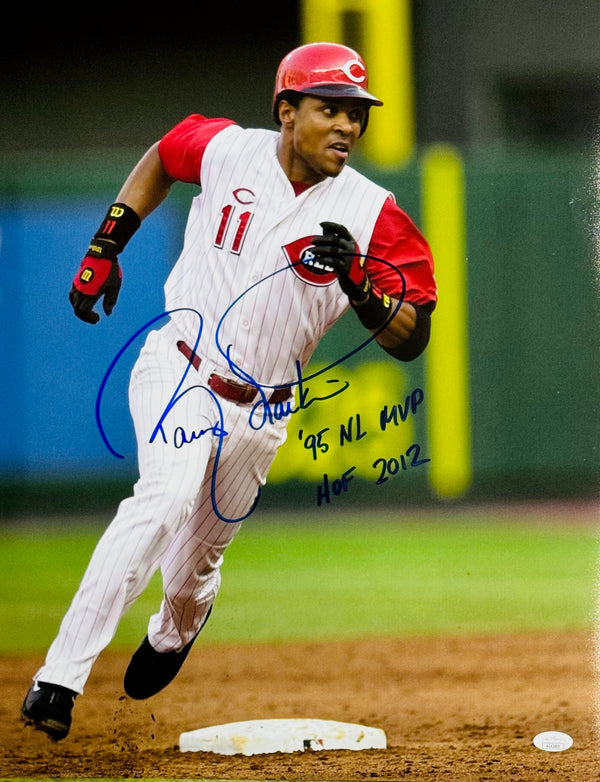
[{"x1": 163, "y1": 124, "x2": 391, "y2": 388}]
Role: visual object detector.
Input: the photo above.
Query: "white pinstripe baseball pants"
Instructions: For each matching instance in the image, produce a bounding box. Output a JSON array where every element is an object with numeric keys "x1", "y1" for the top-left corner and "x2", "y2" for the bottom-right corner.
[{"x1": 35, "y1": 323, "x2": 288, "y2": 694}]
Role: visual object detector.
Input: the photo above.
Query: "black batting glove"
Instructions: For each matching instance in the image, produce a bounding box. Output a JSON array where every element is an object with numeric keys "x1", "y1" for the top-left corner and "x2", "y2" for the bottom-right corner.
[
  {"x1": 312, "y1": 222, "x2": 395, "y2": 331},
  {"x1": 309, "y1": 222, "x2": 369, "y2": 301}
]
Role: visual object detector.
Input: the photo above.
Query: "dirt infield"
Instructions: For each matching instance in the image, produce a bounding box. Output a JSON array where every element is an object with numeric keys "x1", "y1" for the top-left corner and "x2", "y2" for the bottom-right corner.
[{"x1": 2, "y1": 630, "x2": 597, "y2": 781}]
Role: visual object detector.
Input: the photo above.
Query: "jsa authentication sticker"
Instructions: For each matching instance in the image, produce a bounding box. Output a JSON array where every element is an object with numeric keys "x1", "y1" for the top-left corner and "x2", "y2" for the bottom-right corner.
[{"x1": 533, "y1": 731, "x2": 573, "y2": 752}]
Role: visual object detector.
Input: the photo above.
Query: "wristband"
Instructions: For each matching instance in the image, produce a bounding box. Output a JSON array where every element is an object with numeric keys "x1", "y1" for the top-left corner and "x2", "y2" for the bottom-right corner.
[
  {"x1": 351, "y1": 277, "x2": 394, "y2": 330},
  {"x1": 93, "y1": 202, "x2": 141, "y2": 253}
]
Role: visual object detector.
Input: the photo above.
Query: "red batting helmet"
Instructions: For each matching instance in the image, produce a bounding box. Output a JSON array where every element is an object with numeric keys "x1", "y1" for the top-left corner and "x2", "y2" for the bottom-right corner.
[{"x1": 272, "y1": 42, "x2": 383, "y2": 131}]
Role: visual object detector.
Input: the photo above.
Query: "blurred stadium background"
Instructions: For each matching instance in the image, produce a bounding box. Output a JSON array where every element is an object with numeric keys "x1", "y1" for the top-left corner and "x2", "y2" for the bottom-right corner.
[{"x1": 0, "y1": 1, "x2": 599, "y2": 518}]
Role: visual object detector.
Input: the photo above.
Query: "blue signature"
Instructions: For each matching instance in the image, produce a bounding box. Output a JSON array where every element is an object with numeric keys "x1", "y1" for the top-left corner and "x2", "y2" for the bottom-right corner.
[{"x1": 95, "y1": 259, "x2": 406, "y2": 522}]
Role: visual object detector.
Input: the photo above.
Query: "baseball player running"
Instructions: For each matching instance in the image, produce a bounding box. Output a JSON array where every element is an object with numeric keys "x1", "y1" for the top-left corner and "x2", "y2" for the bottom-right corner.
[{"x1": 22, "y1": 42, "x2": 437, "y2": 741}]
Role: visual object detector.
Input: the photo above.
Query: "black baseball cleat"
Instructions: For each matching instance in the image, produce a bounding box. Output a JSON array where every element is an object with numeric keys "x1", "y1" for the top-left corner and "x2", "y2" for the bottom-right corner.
[
  {"x1": 21, "y1": 681, "x2": 78, "y2": 741},
  {"x1": 124, "y1": 633, "x2": 200, "y2": 700},
  {"x1": 124, "y1": 606, "x2": 212, "y2": 700}
]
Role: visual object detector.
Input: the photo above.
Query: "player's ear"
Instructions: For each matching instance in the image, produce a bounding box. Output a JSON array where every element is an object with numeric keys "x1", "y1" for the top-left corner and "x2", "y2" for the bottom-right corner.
[{"x1": 277, "y1": 99, "x2": 296, "y2": 127}]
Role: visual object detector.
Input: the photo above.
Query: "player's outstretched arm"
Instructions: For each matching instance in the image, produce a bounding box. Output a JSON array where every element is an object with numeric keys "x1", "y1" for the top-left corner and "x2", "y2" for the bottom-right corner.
[
  {"x1": 114, "y1": 142, "x2": 177, "y2": 219},
  {"x1": 308, "y1": 222, "x2": 432, "y2": 361},
  {"x1": 69, "y1": 143, "x2": 177, "y2": 324}
]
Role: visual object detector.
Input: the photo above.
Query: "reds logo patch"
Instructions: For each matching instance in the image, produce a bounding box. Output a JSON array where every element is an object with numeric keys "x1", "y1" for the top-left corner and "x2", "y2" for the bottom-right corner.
[
  {"x1": 341, "y1": 57, "x2": 366, "y2": 84},
  {"x1": 282, "y1": 236, "x2": 337, "y2": 287}
]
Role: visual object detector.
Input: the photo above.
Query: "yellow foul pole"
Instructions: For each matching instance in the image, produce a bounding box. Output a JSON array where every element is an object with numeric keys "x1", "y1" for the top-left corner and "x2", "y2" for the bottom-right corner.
[{"x1": 301, "y1": 0, "x2": 415, "y2": 167}]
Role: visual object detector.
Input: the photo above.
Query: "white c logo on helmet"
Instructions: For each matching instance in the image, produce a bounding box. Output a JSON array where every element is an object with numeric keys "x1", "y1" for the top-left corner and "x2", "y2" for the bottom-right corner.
[{"x1": 340, "y1": 58, "x2": 366, "y2": 84}]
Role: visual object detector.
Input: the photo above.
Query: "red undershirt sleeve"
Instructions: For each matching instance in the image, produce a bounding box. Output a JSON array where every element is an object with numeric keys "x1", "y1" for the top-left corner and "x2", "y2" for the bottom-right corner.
[
  {"x1": 158, "y1": 114, "x2": 237, "y2": 185},
  {"x1": 366, "y1": 196, "x2": 437, "y2": 308}
]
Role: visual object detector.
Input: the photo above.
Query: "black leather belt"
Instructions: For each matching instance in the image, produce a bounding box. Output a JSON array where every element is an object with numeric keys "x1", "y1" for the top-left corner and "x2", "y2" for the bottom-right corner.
[{"x1": 177, "y1": 341, "x2": 292, "y2": 405}]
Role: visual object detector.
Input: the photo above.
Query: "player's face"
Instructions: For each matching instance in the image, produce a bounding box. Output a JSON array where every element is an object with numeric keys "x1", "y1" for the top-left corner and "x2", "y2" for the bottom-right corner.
[{"x1": 279, "y1": 96, "x2": 367, "y2": 184}]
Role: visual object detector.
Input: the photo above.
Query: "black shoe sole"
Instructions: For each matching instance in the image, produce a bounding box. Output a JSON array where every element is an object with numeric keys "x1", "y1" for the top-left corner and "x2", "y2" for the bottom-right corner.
[{"x1": 21, "y1": 709, "x2": 69, "y2": 741}]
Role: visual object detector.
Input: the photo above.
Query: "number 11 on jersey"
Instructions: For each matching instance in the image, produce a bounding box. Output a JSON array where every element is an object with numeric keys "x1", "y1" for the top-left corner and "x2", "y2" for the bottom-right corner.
[{"x1": 214, "y1": 204, "x2": 253, "y2": 254}]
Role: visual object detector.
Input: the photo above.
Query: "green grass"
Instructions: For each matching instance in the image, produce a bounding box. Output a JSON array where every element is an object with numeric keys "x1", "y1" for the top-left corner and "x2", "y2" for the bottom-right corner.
[{"x1": 0, "y1": 507, "x2": 597, "y2": 654}]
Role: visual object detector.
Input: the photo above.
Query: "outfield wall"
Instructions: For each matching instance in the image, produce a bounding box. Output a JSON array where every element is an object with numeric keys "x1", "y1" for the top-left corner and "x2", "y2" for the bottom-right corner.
[{"x1": 0, "y1": 147, "x2": 598, "y2": 514}]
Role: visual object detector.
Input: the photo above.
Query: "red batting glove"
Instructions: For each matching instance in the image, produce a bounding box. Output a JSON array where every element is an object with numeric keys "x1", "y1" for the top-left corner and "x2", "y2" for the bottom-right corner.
[{"x1": 69, "y1": 239, "x2": 122, "y2": 324}]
